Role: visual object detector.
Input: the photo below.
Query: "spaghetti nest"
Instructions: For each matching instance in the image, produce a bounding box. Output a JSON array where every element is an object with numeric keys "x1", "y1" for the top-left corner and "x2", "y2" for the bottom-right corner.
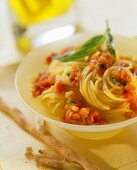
[{"x1": 32, "y1": 48, "x2": 137, "y2": 125}]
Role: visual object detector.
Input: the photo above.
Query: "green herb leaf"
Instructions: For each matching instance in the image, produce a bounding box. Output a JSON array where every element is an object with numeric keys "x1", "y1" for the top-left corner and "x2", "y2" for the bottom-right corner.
[
  {"x1": 56, "y1": 35, "x2": 105, "y2": 62},
  {"x1": 111, "y1": 78, "x2": 118, "y2": 84},
  {"x1": 67, "y1": 100, "x2": 76, "y2": 104},
  {"x1": 66, "y1": 72, "x2": 71, "y2": 76},
  {"x1": 121, "y1": 80, "x2": 127, "y2": 86},
  {"x1": 98, "y1": 63, "x2": 105, "y2": 69},
  {"x1": 105, "y1": 20, "x2": 116, "y2": 57}
]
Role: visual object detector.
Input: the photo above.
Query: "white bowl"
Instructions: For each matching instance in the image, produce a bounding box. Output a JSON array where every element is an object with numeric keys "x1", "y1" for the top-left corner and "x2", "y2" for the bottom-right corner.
[{"x1": 15, "y1": 33, "x2": 137, "y2": 140}]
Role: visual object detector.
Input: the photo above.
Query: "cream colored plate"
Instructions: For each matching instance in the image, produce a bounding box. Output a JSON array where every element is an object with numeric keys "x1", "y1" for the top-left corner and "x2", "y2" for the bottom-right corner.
[{"x1": 15, "y1": 33, "x2": 137, "y2": 139}]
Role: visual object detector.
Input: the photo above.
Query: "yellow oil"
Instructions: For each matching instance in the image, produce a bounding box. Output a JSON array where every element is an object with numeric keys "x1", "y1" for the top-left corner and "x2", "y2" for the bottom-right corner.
[
  {"x1": 9, "y1": 0, "x2": 74, "y2": 26},
  {"x1": 8, "y1": 0, "x2": 74, "y2": 53}
]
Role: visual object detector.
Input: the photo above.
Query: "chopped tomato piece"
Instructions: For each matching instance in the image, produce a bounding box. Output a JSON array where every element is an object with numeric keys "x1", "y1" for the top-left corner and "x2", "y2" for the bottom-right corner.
[
  {"x1": 55, "y1": 81, "x2": 66, "y2": 93},
  {"x1": 45, "y1": 53, "x2": 58, "y2": 65},
  {"x1": 129, "y1": 97, "x2": 136, "y2": 110},
  {"x1": 72, "y1": 64, "x2": 79, "y2": 72},
  {"x1": 69, "y1": 64, "x2": 82, "y2": 87},
  {"x1": 89, "y1": 63, "x2": 96, "y2": 71},
  {"x1": 46, "y1": 56, "x2": 52, "y2": 65},
  {"x1": 72, "y1": 113, "x2": 81, "y2": 120},
  {"x1": 125, "y1": 112, "x2": 137, "y2": 119},
  {"x1": 123, "y1": 85, "x2": 136, "y2": 110},
  {"x1": 89, "y1": 111, "x2": 104, "y2": 124},
  {"x1": 64, "y1": 110, "x2": 73, "y2": 121},
  {"x1": 132, "y1": 68, "x2": 137, "y2": 75},
  {"x1": 115, "y1": 69, "x2": 131, "y2": 83},
  {"x1": 79, "y1": 108, "x2": 90, "y2": 118},
  {"x1": 65, "y1": 104, "x2": 72, "y2": 110},
  {"x1": 65, "y1": 91, "x2": 76, "y2": 101},
  {"x1": 32, "y1": 73, "x2": 55, "y2": 97}
]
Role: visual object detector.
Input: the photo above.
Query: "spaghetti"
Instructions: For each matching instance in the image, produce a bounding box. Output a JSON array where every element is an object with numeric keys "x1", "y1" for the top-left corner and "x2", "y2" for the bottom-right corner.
[{"x1": 32, "y1": 34, "x2": 137, "y2": 125}]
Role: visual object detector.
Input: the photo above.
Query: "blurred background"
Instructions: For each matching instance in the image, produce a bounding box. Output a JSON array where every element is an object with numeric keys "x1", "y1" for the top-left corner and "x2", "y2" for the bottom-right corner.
[{"x1": 1, "y1": 0, "x2": 137, "y2": 66}]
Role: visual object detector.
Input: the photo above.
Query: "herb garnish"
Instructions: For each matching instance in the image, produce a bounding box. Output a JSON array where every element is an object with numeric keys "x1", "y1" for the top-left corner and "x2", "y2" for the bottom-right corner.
[
  {"x1": 56, "y1": 35, "x2": 105, "y2": 62},
  {"x1": 111, "y1": 78, "x2": 118, "y2": 84},
  {"x1": 105, "y1": 20, "x2": 116, "y2": 57},
  {"x1": 121, "y1": 80, "x2": 127, "y2": 86},
  {"x1": 98, "y1": 63, "x2": 105, "y2": 69},
  {"x1": 67, "y1": 100, "x2": 76, "y2": 104},
  {"x1": 67, "y1": 72, "x2": 71, "y2": 76},
  {"x1": 55, "y1": 21, "x2": 116, "y2": 62}
]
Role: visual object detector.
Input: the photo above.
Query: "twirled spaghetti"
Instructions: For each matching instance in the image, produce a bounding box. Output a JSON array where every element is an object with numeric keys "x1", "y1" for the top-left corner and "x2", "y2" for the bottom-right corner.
[{"x1": 32, "y1": 37, "x2": 137, "y2": 125}]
